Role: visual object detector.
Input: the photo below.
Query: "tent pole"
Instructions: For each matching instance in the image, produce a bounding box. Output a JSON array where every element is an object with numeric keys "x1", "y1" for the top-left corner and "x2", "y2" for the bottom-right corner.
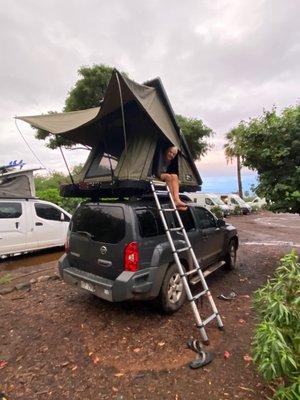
[
  {"x1": 116, "y1": 72, "x2": 128, "y2": 178},
  {"x1": 59, "y1": 146, "x2": 75, "y2": 185}
]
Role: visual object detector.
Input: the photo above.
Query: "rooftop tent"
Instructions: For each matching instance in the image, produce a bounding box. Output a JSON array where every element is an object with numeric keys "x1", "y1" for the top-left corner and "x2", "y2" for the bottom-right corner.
[
  {"x1": 17, "y1": 70, "x2": 202, "y2": 197},
  {"x1": 0, "y1": 167, "x2": 40, "y2": 199}
]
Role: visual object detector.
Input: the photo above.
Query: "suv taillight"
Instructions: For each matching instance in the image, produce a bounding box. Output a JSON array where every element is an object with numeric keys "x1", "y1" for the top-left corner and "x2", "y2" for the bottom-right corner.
[{"x1": 124, "y1": 242, "x2": 139, "y2": 272}]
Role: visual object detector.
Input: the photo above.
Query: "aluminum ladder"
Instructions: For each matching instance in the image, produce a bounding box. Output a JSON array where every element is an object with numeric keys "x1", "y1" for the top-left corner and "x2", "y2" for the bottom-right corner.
[{"x1": 150, "y1": 180, "x2": 224, "y2": 345}]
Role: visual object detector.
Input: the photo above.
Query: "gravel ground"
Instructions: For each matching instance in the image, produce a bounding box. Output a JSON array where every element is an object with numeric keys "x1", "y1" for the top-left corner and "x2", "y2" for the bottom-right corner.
[{"x1": 0, "y1": 211, "x2": 299, "y2": 399}]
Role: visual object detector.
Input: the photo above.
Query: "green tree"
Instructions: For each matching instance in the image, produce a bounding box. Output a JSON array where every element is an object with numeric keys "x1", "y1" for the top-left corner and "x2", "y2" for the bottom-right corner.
[
  {"x1": 35, "y1": 170, "x2": 70, "y2": 191},
  {"x1": 233, "y1": 106, "x2": 300, "y2": 213},
  {"x1": 224, "y1": 124, "x2": 245, "y2": 198},
  {"x1": 176, "y1": 114, "x2": 213, "y2": 160},
  {"x1": 35, "y1": 64, "x2": 213, "y2": 160},
  {"x1": 35, "y1": 65, "x2": 115, "y2": 149},
  {"x1": 35, "y1": 166, "x2": 83, "y2": 213}
]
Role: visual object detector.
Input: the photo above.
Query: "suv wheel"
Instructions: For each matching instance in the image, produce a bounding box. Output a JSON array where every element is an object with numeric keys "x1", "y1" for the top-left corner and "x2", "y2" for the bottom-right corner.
[
  {"x1": 225, "y1": 240, "x2": 237, "y2": 270},
  {"x1": 158, "y1": 263, "x2": 187, "y2": 313}
]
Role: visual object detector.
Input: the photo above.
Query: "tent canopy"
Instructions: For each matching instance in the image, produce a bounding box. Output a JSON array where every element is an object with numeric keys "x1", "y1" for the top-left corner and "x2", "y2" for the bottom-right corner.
[{"x1": 17, "y1": 70, "x2": 202, "y2": 196}]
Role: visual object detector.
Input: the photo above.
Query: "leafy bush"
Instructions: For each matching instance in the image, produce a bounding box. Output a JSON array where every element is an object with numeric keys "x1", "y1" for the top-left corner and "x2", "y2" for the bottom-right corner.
[
  {"x1": 252, "y1": 251, "x2": 300, "y2": 399},
  {"x1": 210, "y1": 205, "x2": 223, "y2": 219},
  {"x1": 251, "y1": 204, "x2": 260, "y2": 213},
  {"x1": 233, "y1": 205, "x2": 242, "y2": 215},
  {"x1": 37, "y1": 188, "x2": 81, "y2": 214}
]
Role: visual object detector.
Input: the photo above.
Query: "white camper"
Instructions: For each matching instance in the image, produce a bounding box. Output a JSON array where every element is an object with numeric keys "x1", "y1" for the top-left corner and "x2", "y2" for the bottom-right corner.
[
  {"x1": 183, "y1": 192, "x2": 230, "y2": 216},
  {"x1": 0, "y1": 164, "x2": 71, "y2": 257},
  {"x1": 220, "y1": 194, "x2": 252, "y2": 214}
]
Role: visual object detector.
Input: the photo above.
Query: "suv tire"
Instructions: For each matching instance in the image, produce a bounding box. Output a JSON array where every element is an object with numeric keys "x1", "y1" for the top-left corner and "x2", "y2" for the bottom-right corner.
[
  {"x1": 158, "y1": 263, "x2": 187, "y2": 314},
  {"x1": 225, "y1": 239, "x2": 237, "y2": 270}
]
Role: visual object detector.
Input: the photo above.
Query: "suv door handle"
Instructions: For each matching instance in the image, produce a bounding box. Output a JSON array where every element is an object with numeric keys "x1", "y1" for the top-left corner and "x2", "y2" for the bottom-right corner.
[
  {"x1": 15, "y1": 222, "x2": 19, "y2": 229},
  {"x1": 35, "y1": 222, "x2": 43, "y2": 226}
]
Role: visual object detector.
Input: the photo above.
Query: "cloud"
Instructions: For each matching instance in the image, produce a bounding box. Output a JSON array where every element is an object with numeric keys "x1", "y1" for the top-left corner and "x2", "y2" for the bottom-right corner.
[{"x1": 0, "y1": 0, "x2": 299, "y2": 177}]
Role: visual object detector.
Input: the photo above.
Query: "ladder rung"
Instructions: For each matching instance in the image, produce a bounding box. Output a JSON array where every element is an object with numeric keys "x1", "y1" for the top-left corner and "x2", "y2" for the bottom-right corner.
[
  {"x1": 150, "y1": 179, "x2": 224, "y2": 343},
  {"x1": 155, "y1": 191, "x2": 169, "y2": 195},
  {"x1": 175, "y1": 246, "x2": 190, "y2": 253},
  {"x1": 168, "y1": 227, "x2": 183, "y2": 232},
  {"x1": 203, "y1": 313, "x2": 217, "y2": 326},
  {"x1": 184, "y1": 267, "x2": 200, "y2": 277},
  {"x1": 192, "y1": 289, "x2": 208, "y2": 301}
]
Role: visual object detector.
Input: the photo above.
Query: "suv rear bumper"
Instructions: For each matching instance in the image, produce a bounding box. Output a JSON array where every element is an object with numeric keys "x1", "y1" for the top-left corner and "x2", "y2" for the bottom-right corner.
[{"x1": 58, "y1": 254, "x2": 165, "y2": 302}]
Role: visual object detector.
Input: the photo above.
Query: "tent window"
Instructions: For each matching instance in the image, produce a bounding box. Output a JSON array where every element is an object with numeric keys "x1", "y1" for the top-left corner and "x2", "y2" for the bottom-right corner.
[
  {"x1": 151, "y1": 142, "x2": 179, "y2": 177},
  {"x1": 86, "y1": 153, "x2": 118, "y2": 179}
]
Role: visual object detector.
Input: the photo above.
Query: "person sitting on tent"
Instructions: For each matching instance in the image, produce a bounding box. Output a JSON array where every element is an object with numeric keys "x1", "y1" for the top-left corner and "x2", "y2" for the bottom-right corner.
[{"x1": 157, "y1": 146, "x2": 187, "y2": 211}]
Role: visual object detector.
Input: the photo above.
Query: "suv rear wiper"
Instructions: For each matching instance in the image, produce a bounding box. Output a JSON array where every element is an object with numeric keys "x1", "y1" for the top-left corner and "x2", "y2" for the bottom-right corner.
[{"x1": 75, "y1": 230, "x2": 94, "y2": 239}]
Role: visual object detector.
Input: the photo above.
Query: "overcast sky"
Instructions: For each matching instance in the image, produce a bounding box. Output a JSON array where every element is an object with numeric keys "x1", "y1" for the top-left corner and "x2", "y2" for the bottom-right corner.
[{"x1": 1, "y1": 0, "x2": 299, "y2": 178}]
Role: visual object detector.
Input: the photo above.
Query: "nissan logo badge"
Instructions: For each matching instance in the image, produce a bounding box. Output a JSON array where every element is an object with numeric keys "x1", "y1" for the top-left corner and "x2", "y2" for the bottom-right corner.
[{"x1": 100, "y1": 246, "x2": 107, "y2": 255}]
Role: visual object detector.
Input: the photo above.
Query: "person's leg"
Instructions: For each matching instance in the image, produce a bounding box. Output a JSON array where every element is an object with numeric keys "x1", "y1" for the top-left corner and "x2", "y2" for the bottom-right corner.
[
  {"x1": 160, "y1": 174, "x2": 174, "y2": 198},
  {"x1": 170, "y1": 174, "x2": 187, "y2": 208},
  {"x1": 160, "y1": 174, "x2": 187, "y2": 209}
]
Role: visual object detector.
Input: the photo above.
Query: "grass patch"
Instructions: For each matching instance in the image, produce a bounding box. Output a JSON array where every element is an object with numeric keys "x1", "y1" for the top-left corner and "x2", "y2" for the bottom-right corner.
[{"x1": 0, "y1": 273, "x2": 12, "y2": 285}]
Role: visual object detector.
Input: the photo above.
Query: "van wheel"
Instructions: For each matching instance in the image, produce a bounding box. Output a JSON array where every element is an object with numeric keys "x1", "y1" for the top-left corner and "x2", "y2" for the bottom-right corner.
[
  {"x1": 158, "y1": 263, "x2": 186, "y2": 314},
  {"x1": 225, "y1": 240, "x2": 237, "y2": 270}
]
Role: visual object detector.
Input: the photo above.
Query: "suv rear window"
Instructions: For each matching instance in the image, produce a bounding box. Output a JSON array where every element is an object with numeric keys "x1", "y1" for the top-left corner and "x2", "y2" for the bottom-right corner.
[
  {"x1": 71, "y1": 204, "x2": 125, "y2": 243},
  {"x1": 136, "y1": 209, "x2": 165, "y2": 237}
]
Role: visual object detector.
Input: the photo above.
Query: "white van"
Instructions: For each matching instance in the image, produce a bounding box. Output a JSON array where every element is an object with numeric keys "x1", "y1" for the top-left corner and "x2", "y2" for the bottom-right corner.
[
  {"x1": 0, "y1": 199, "x2": 71, "y2": 258},
  {"x1": 183, "y1": 192, "x2": 230, "y2": 216},
  {"x1": 246, "y1": 196, "x2": 266, "y2": 209},
  {"x1": 220, "y1": 194, "x2": 252, "y2": 215}
]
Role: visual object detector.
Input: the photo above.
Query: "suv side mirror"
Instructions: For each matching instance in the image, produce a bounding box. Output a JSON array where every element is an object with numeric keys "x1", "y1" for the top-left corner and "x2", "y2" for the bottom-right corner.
[
  {"x1": 60, "y1": 212, "x2": 65, "y2": 221},
  {"x1": 217, "y1": 218, "x2": 226, "y2": 227}
]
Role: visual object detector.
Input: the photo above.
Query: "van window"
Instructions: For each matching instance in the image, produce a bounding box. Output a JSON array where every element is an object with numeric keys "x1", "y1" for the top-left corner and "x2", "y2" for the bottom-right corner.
[
  {"x1": 136, "y1": 209, "x2": 165, "y2": 237},
  {"x1": 35, "y1": 204, "x2": 61, "y2": 221},
  {"x1": 205, "y1": 198, "x2": 214, "y2": 206},
  {"x1": 194, "y1": 207, "x2": 216, "y2": 229},
  {"x1": 0, "y1": 202, "x2": 22, "y2": 218},
  {"x1": 71, "y1": 204, "x2": 125, "y2": 244}
]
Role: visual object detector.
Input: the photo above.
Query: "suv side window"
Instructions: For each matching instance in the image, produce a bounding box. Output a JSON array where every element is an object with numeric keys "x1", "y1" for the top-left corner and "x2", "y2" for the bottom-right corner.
[
  {"x1": 175, "y1": 209, "x2": 195, "y2": 231},
  {"x1": 136, "y1": 209, "x2": 165, "y2": 237},
  {"x1": 194, "y1": 207, "x2": 216, "y2": 229},
  {"x1": 0, "y1": 202, "x2": 22, "y2": 218},
  {"x1": 35, "y1": 203, "x2": 61, "y2": 221}
]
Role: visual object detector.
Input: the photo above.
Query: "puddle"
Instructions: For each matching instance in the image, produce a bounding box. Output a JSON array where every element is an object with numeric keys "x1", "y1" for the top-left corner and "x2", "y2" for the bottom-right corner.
[{"x1": 0, "y1": 248, "x2": 64, "y2": 272}]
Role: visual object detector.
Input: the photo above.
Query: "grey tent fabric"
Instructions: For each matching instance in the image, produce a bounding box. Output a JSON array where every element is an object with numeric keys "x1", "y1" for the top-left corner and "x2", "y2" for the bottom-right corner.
[
  {"x1": 18, "y1": 107, "x2": 101, "y2": 136},
  {"x1": 16, "y1": 71, "x2": 181, "y2": 150},
  {"x1": 0, "y1": 175, "x2": 33, "y2": 198},
  {"x1": 16, "y1": 70, "x2": 202, "y2": 191}
]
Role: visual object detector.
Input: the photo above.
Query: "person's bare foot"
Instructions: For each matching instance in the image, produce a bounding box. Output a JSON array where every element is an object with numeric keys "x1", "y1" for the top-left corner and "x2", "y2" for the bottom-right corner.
[
  {"x1": 176, "y1": 199, "x2": 187, "y2": 207},
  {"x1": 177, "y1": 205, "x2": 188, "y2": 211},
  {"x1": 175, "y1": 201, "x2": 188, "y2": 211}
]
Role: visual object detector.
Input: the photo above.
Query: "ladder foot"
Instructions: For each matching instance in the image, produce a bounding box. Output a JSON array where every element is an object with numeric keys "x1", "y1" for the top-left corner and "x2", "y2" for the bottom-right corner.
[
  {"x1": 189, "y1": 351, "x2": 214, "y2": 369},
  {"x1": 218, "y1": 326, "x2": 225, "y2": 331},
  {"x1": 203, "y1": 339, "x2": 210, "y2": 346}
]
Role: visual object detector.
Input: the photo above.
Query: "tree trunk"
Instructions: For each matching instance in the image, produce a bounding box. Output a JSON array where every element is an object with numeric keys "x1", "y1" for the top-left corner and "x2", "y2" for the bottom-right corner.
[{"x1": 237, "y1": 155, "x2": 243, "y2": 198}]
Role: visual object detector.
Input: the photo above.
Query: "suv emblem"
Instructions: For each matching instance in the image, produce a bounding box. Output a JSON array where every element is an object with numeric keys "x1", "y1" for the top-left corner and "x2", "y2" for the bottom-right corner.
[{"x1": 100, "y1": 246, "x2": 107, "y2": 255}]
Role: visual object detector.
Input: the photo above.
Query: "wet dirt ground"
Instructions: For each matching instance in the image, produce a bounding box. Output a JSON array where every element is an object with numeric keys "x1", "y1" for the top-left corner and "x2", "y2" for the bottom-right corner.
[{"x1": 0, "y1": 211, "x2": 299, "y2": 399}]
